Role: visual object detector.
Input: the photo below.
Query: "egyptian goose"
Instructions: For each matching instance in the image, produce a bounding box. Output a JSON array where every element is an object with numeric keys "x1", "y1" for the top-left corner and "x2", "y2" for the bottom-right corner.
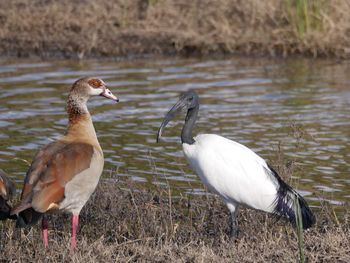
[
  {"x1": 157, "y1": 91, "x2": 315, "y2": 237},
  {"x1": 11, "y1": 77, "x2": 118, "y2": 249},
  {"x1": 0, "y1": 170, "x2": 16, "y2": 220}
]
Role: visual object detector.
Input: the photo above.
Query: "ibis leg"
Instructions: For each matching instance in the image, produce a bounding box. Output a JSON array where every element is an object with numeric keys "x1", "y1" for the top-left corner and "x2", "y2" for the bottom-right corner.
[
  {"x1": 227, "y1": 202, "x2": 239, "y2": 238},
  {"x1": 230, "y1": 211, "x2": 239, "y2": 238}
]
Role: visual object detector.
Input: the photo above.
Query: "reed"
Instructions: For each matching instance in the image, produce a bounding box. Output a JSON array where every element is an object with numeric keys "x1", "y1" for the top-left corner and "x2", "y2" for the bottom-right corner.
[
  {"x1": 294, "y1": 199, "x2": 305, "y2": 263},
  {"x1": 286, "y1": 0, "x2": 326, "y2": 38}
]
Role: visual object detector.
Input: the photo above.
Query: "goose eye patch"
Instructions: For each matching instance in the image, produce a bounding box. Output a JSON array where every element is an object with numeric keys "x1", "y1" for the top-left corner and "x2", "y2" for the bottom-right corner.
[{"x1": 88, "y1": 79, "x2": 103, "y2": 88}]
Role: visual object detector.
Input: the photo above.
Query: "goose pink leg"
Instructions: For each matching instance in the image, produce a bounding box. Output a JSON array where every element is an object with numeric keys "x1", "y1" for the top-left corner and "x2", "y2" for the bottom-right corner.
[
  {"x1": 70, "y1": 215, "x2": 79, "y2": 250},
  {"x1": 42, "y1": 217, "x2": 49, "y2": 248}
]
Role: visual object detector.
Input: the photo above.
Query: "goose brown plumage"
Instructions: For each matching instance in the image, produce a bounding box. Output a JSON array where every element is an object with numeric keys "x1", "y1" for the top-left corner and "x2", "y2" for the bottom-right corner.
[
  {"x1": 0, "y1": 170, "x2": 16, "y2": 220},
  {"x1": 11, "y1": 77, "x2": 118, "y2": 249}
]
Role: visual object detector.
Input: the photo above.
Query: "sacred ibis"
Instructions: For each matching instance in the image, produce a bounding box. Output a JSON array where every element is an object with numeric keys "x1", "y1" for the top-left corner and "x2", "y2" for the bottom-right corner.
[{"x1": 156, "y1": 90, "x2": 315, "y2": 237}]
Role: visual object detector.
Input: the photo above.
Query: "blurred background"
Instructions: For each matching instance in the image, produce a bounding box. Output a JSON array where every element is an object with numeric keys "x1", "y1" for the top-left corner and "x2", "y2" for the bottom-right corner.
[{"x1": 1, "y1": 0, "x2": 350, "y2": 58}]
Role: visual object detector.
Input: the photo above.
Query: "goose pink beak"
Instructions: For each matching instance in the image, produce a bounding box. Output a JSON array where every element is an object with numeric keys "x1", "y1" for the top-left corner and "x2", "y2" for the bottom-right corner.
[{"x1": 100, "y1": 88, "x2": 119, "y2": 102}]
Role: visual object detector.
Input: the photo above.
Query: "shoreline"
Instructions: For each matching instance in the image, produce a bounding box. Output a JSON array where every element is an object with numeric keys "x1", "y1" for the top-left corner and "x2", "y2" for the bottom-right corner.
[
  {"x1": 1, "y1": 32, "x2": 348, "y2": 61},
  {"x1": 1, "y1": 0, "x2": 350, "y2": 60}
]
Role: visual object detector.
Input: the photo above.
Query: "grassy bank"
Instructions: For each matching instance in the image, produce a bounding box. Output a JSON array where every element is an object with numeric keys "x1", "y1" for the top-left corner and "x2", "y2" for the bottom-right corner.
[
  {"x1": 1, "y1": 0, "x2": 350, "y2": 59},
  {"x1": 0, "y1": 179, "x2": 349, "y2": 262}
]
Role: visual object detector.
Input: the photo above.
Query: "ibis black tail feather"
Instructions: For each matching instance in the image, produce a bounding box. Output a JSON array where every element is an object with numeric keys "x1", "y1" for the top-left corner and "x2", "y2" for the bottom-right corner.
[
  {"x1": 268, "y1": 164, "x2": 316, "y2": 229},
  {"x1": 274, "y1": 184, "x2": 316, "y2": 229},
  {"x1": 295, "y1": 193, "x2": 316, "y2": 229}
]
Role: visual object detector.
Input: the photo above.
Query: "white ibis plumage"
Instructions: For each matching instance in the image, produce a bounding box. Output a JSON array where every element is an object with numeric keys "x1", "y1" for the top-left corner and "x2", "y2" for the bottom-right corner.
[
  {"x1": 157, "y1": 90, "x2": 315, "y2": 236},
  {"x1": 11, "y1": 77, "x2": 119, "y2": 249}
]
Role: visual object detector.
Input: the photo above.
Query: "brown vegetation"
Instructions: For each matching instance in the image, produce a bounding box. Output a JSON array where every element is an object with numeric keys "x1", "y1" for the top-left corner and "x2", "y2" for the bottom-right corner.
[
  {"x1": 1, "y1": 0, "x2": 350, "y2": 59},
  {"x1": 0, "y1": 179, "x2": 349, "y2": 262}
]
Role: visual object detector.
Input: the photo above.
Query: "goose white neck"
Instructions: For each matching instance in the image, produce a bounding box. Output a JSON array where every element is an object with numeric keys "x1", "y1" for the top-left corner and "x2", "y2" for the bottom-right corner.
[{"x1": 67, "y1": 93, "x2": 89, "y2": 116}]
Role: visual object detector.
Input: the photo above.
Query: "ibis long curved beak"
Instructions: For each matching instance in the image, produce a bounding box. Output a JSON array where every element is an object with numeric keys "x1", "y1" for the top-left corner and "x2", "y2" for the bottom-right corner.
[{"x1": 156, "y1": 97, "x2": 187, "y2": 143}]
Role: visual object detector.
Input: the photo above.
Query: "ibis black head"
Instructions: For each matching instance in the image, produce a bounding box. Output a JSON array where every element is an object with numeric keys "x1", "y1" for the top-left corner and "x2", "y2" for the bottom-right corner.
[{"x1": 157, "y1": 90, "x2": 199, "y2": 144}]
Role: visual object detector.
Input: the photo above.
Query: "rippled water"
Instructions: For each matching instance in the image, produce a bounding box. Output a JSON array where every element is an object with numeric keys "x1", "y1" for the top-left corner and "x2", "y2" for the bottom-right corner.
[{"x1": 0, "y1": 57, "x2": 349, "y2": 212}]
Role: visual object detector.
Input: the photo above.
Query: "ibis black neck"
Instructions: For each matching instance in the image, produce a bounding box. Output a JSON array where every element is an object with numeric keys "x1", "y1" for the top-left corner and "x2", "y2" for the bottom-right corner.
[{"x1": 181, "y1": 105, "x2": 199, "y2": 145}]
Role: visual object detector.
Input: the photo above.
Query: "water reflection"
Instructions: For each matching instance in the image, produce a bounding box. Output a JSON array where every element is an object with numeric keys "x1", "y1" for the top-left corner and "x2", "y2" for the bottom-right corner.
[{"x1": 0, "y1": 57, "x2": 349, "y2": 213}]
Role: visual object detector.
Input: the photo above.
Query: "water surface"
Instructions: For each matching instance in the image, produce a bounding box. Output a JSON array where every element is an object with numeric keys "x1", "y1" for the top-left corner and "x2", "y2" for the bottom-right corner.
[{"x1": 0, "y1": 57, "x2": 349, "y2": 213}]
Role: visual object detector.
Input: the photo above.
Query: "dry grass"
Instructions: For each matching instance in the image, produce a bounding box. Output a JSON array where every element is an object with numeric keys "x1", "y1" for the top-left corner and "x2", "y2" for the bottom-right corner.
[
  {"x1": 1, "y1": 0, "x2": 350, "y2": 58},
  {"x1": 0, "y1": 124, "x2": 347, "y2": 262},
  {"x1": 0, "y1": 178, "x2": 349, "y2": 262}
]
